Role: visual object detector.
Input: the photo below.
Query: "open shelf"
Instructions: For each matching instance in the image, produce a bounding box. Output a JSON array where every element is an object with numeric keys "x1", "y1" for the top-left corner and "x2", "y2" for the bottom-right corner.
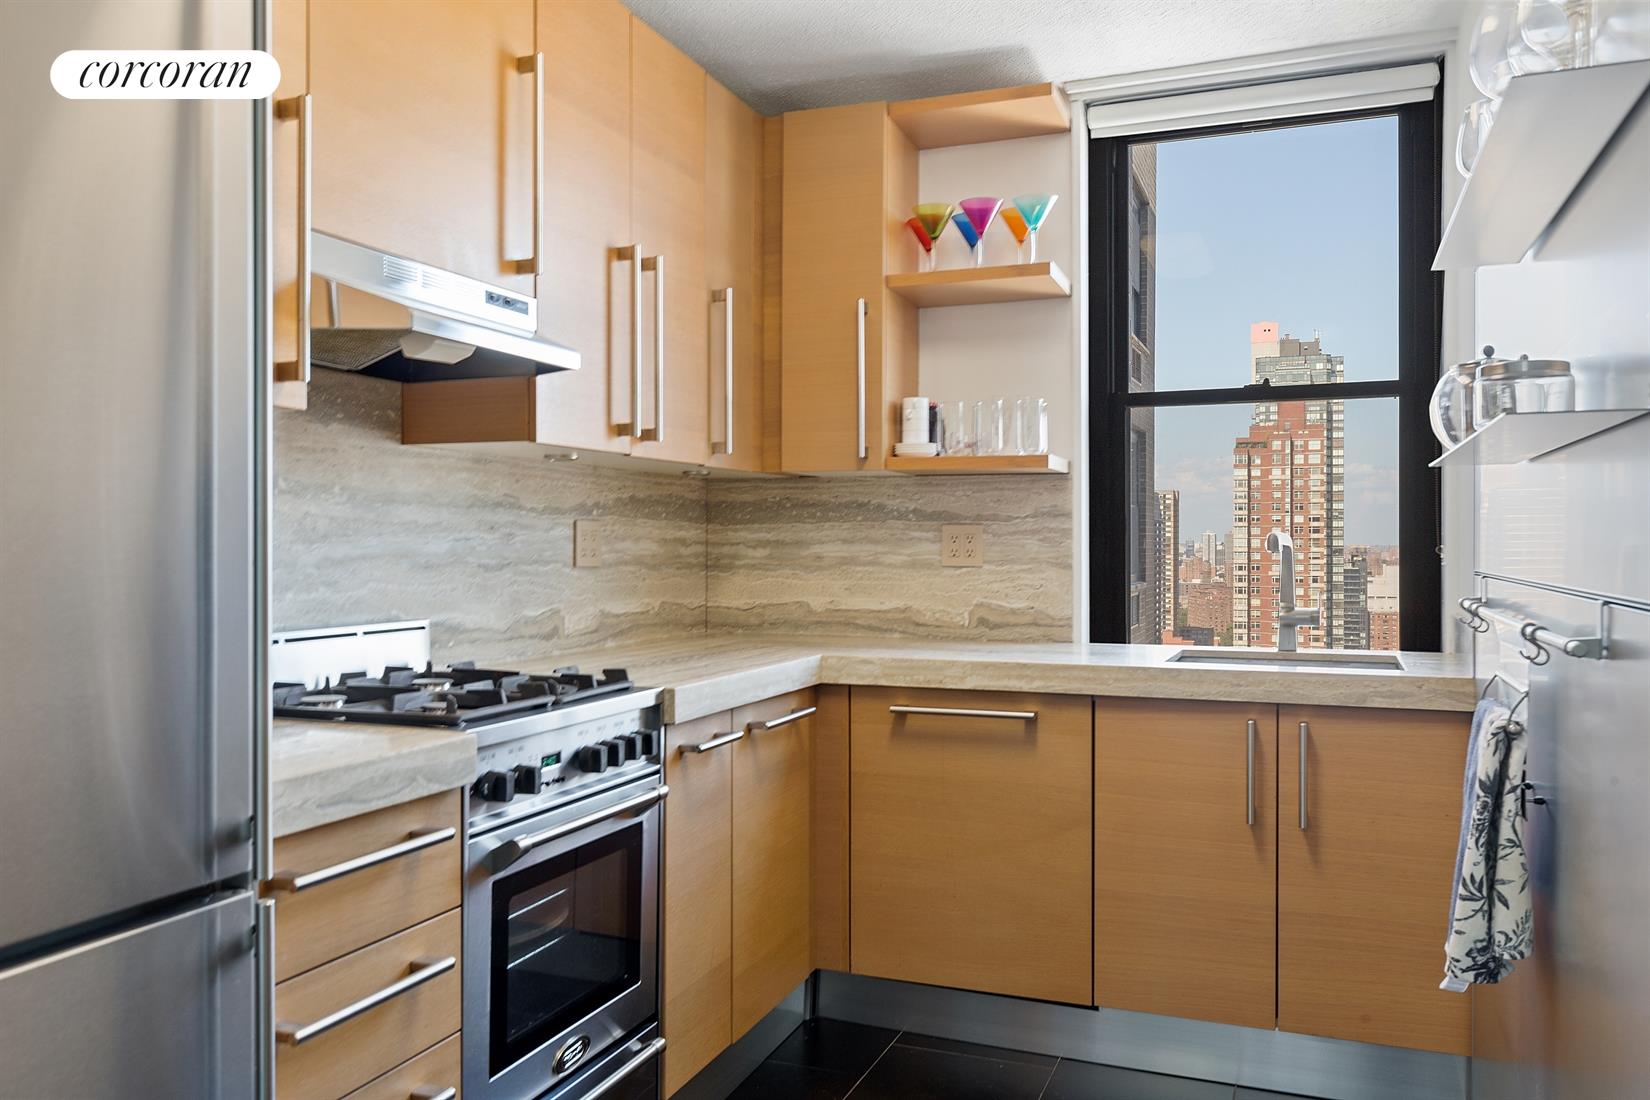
[
  {"x1": 886, "y1": 453, "x2": 1070, "y2": 475},
  {"x1": 1429, "y1": 409, "x2": 1649, "y2": 468},
  {"x1": 889, "y1": 83, "x2": 1071, "y2": 149},
  {"x1": 886, "y1": 262, "x2": 1071, "y2": 308},
  {"x1": 1434, "y1": 60, "x2": 1650, "y2": 271}
]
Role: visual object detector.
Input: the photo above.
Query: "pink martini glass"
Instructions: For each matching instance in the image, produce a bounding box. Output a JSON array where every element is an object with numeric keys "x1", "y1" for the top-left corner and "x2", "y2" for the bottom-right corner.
[
  {"x1": 956, "y1": 196, "x2": 1003, "y2": 268},
  {"x1": 1010, "y1": 193, "x2": 1058, "y2": 263},
  {"x1": 911, "y1": 203, "x2": 952, "y2": 272}
]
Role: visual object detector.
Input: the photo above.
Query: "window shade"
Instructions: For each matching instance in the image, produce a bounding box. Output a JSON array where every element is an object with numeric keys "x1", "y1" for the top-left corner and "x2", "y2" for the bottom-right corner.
[{"x1": 1085, "y1": 62, "x2": 1439, "y2": 139}]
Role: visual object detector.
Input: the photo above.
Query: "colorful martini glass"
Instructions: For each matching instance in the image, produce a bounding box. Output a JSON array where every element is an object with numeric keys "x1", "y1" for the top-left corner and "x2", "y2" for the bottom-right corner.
[
  {"x1": 1010, "y1": 193, "x2": 1058, "y2": 262},
  {"x1": 999, "y1": 206, "x2": 1030, "y2": 263},
  {"x1": 911, "y1": 203, "x2": 952, "y2": 272},
  {"x1": 956, "y1": 196, "x2": 1003, "y2": 267}
]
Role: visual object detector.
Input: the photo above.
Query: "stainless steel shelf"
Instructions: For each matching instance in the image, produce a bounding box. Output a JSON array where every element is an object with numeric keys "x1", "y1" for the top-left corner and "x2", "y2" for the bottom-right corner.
[
  {"x1": 1433, "y1": 60, "x2": 1650, "y2": 271},
  {"x1": 1429, "y1": 408, "x2": 1649, "y2": 468}
]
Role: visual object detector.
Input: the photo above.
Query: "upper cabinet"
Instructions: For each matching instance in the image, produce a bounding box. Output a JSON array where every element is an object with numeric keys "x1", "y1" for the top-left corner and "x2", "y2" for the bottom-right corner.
[
  {"x1": 780, "y1": 103, "x2": 917, "y2": 473},
  {"x1": 307, "y1": 0, "x2": 537, "y2": 294}
]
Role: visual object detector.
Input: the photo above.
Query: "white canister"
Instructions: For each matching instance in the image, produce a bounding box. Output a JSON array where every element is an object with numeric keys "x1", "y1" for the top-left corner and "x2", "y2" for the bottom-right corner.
[{"x1": 901, "y1": 397, "x2": 932, "y2": 444}]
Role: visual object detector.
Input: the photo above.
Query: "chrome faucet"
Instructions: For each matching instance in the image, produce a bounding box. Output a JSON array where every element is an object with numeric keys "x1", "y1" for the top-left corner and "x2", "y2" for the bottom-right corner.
[{"x1": 1266, "y1": 529, "x2": 1319, "y2": 653}]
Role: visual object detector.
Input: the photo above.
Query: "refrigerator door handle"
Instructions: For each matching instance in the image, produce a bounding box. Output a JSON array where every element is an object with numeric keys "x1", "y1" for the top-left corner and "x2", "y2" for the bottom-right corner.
[{"x1": 256, "y1": 898, "x2": 276, "y2": 1100}]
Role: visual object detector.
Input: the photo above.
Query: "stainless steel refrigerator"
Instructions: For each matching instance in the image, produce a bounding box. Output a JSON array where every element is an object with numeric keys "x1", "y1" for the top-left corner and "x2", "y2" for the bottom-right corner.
[{"x1": 0, "y1": 1, "x2": 265, "y2": 1096}]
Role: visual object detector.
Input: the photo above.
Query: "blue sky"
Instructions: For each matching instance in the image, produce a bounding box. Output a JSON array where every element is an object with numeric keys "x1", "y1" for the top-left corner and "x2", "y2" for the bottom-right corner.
[{"x1": 1145, "y1": 115, "x2": 1401, "y2": 546}]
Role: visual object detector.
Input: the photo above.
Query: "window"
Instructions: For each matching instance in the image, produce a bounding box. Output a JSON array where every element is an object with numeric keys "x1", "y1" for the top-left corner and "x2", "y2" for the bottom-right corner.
[{"x1": 1089, "y1": 94, "x2": 1441, "y2": 651}]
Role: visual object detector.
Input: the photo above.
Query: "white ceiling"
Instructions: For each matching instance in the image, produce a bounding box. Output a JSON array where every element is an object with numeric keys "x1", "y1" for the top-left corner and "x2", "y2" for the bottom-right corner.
[{"x1": 622, "y1": 0, "x2": 1465, "y2": 115}]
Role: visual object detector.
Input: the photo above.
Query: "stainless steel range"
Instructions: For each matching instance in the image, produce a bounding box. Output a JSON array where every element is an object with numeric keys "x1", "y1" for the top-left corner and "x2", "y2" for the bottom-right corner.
[{"x1": 271, "y1": 622, "x2": 667, "y2": 1100}]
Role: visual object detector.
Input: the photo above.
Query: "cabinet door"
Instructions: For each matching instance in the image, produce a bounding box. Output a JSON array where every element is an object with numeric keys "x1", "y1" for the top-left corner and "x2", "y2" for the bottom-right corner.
[
  {"x1": 850, "y1": 688, "x2": 1092, "y2": 1004},
  {"x1": 309, "y1": 0, "x2": 535, "y2": 294},
  {"x1": 704, "y1": 79, "x2": 766, "y2": 472},
  {"x1": 628, "y1": 20, "x2": 709, "y2": 466},
  {"x1": 1096, "y1": 699, "x2": 1276, "y2": 1027},
  {"x1": 1279, "y1": 706, "x2": 1471, "y2": 1054},
  {"x1": 729, "y1": 690, "x2": 813, "y2": 1038},
  {"x1": 780, "y1": 103, "x2": 888, "y2": 473},
  {"x1": 662, "y1": 710, "x2": 734, "y2": 1094},
  {"x1": 530, "y1": 0, "x2": 633, "y2": 454},
  {"x1": 271, "y1": 0, "x2": 308, "y2": 411}
]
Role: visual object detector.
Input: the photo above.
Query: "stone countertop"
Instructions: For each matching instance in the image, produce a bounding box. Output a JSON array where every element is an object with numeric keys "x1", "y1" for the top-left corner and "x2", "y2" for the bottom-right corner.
[{"x1": 270, "y1": 635, "x2": 1473, "y2": 835}]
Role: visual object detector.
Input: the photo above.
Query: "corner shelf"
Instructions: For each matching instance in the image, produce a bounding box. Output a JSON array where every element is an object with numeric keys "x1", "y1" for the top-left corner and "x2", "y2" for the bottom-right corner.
[
  {"x1": 1434, "y1": 60, "x2": 1650, "y2": 271},
  {"x1": 889, "y1": 83, "x2": 1070, "y2": 149},
  {"x1": 1429, "y1": 409, "x2": 1649, "y2": 467},
  {"x1": 886, "y1": 453, "x2": 1069, "y2": 475},
  {"x1": 886, "y1": 262, "x2": 1071, "y2": 308}
]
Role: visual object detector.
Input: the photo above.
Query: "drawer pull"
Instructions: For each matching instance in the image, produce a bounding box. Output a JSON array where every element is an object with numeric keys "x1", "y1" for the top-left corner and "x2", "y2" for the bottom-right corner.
[
  {"x1": 749, "y1": 706, "x2": 816, "y2": 733},
  {"x1": 888, "y1": 705, "x2": 1037, "y2": 721},
  {"x1": 490, "y1": 785, "x2": 668, "y2": 871},
  {"x1": 268, "y1": 826, "x2": 456, "y2": 893},
  {"x1": 681, "y1": 730, "x2": 745, "y2": 754},
  {"x1": 1298, "y1": 721, "x2": 1310, "y2": 831},
  {"x1": 275, "y1": 955, "x2": 455, "y2": 1046},
  {"x1": 584, "y1": 1038, "x2": 668, "y2": 1100},
  {"x1": 409, "y1": 1089, "x2": 456, "y2": 1100}
]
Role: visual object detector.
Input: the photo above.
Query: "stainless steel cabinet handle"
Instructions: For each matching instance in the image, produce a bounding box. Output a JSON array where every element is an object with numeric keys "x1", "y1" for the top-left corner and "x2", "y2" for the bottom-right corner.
[
  {"x1": 1298, "y1": 721, "x2": 1309, "y2": 831},
  {"x1": 888, "y1": 705, "x2": 1037, "y2": 721},
  {"x1": 638, "y1": 254, "x2": 665, "y2": 442},
  {"x1": 855, "y1": 297, "x2": 867, "y2": 460},
  {"x1": 749, "y1": 705, "x2": 816, "y2": 733},
  {"x1": 256, "y1": 899, "x2": 275, "y2": 1100},
  {"x1": 681, "y1": 730, "x2": 744, "y2": 754},
  {"x1": 616, "y1": 245, "x2": 643, "y2": 435},
  {"x1": 583, "y1": 1038, "x2": 668, "y2": 1100},
  {"x1": 712, "y1": 287, "x2": 734, "y2": 454},
  {"x1": 272, "y1": 94, "x2": 310, "y2": 384},
  {"x1": 409, "y1": 1088, "x2": 457, "y2": 1100},
  {"x1": 276, "y1": 955, "x2": 454, "y2": 1046},
  {"x1": 511, "y1": 53, "x2": 544, "y2": 276},
  {"x1": 1245, "y1": 719, "x2": 1256, "y2": 826},
  {"x1": 267, "y1": 827, "x2": 455, "y2": 893},
  {"x1": 490, "y1": 785, "x2": 668, "y2": 871}
]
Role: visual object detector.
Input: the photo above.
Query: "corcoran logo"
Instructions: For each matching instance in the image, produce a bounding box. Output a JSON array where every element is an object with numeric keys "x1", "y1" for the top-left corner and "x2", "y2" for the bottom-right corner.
[{"x1": 51, "y1": 50, "x2": 280, "y2": 100}]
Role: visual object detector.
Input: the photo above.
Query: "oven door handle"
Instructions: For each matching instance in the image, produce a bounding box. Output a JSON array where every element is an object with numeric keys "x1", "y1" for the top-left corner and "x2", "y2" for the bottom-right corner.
[
  {"x1": 583, "y1": 1037, "x2": 668, "y2": 1100},
  {"x1": 488, "y1": 785, "x2": 668, "y2": 872}
]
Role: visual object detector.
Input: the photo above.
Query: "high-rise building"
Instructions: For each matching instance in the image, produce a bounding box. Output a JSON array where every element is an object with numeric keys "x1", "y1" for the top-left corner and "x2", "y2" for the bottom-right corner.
[
  {"x1": 1198, "y1": 531, "x2": 1217, "y2": 565},
  {"x1": 1157, "y1": 490, "x2": 1180, "y2": 635},
  {"x1": 1126, "y1": 146, "x2": 1160, "y2": 644},
  {"x1": 1367, "y1": 561, "x2": 1400, "y2": 650},
  {"x1": 1233, "y1": 324, "x2": 1347, "y2": 647},
  {"x1": 1343, "y1": 546, "x2": 1371, "y2": 649}
]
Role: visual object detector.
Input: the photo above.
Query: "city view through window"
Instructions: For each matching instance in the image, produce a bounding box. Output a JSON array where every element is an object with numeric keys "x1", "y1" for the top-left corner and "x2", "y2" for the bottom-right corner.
[{"x1": 1122, "y1": 117, "x2": 1402, "y2": 650}]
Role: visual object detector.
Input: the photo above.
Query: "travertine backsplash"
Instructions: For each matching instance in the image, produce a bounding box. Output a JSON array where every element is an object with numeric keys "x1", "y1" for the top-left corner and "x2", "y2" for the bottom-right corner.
[
  {"x1": 274, "y1": 370, "x2": 708, "y2": 662},
  {"x1": 705, "y1": 475, "x2": 1073, "y2": 641},
  {"x1": 275, "y1": 371, "x2": 1074, "y2": 653}
]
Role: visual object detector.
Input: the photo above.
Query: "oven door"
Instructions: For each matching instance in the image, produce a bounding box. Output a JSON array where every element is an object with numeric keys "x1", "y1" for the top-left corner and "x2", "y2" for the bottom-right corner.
[{"x1": 465, "y1": 777, "x2": 663, "y2": 1100}]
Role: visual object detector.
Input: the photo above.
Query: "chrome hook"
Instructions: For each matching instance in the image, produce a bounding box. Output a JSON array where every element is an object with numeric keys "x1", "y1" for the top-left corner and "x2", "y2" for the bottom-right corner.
[
  {"x1": 1456, "y1": 597, "x2": 1490, "y2": 634},
  {"x1": 1518, "y1": 622, "x2": 1551, "y2": 665}
]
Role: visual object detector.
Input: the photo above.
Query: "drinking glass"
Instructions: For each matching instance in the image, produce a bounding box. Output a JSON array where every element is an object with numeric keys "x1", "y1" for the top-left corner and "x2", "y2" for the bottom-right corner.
[
  {"x1": 970, "y1": 401, "x2": 992, "y2": 455},
  {"x1": 910, "y1": 203, "x2": 952, "y2": 272},
  {"x1": 1456, "y1": 98, "x2": 1498, "y2": 178},
  {"x1": 1000, "y1": 206, "x2": 1030, "y2": 263},
  {"x1": 939, "y1": 400, "x2": 968, "y2": 455},
  {"x1": 1010, "y1": 194, "x2": 1058, "y2": 263},
  {"x1": 1021, "y1": 398, "x2": 1049, "y2": 455},
  {"x1": 957, "y1": 197, "x2": 1003, "y2": 268}
]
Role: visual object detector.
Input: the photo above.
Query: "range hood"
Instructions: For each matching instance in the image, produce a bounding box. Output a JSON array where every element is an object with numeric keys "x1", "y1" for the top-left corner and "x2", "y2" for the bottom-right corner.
[{"x1": 308, "y1": 231, "x2": 579, "y2": 382}]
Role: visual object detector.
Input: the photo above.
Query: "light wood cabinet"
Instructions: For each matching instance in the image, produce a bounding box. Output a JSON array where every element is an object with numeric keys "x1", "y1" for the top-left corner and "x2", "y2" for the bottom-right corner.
[
  {"x1": 729, "y1": 691, "x2": 814, "y2": 1037},
  {"x1": 809, "y1": 685, "x2": 851, "y2": 972},
  {"x1": 340, "y1": 1032, "x2": 460, "y2": 1100},
  {"x1": 849, "y1": 687, "x2": 1092, "y2": 1004},
  {"x1": 662, "y1": 709, "x2": 734, "y2": 1095},
  {"x1": 779, "y1": 103, "x2": 918, "y2": 472},
  {"x1": 308, "y1": 0, "x2": 536, "y2": 294},
  {"x1": 704, "y1": 78, "x2": 768, "y2": 472},
  {"x1": 1279, "y1": 706, "x2": 1471, "y2": 1055},
  {"x1": 628, "y1": 19, "x2": 709, "y2": 466},
  {"x1": 1095, "y1": 699, "x2": 1277, "y2": 1029}
]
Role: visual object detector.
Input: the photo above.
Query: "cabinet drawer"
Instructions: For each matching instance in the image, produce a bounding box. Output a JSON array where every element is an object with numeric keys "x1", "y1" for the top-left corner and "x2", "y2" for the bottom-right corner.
[
  {"x1": 269, "y1": 790, "x2": 462, "y2": 981},
  {"x1": 275, "y1": 910, "x2": 462, "y2": 1100},
  {"x1": 342, "y1": 1033, "x2": 461, "y2": 1100}
]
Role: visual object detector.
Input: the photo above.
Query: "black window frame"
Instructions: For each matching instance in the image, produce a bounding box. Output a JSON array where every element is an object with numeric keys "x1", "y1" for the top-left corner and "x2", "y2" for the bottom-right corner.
[{"x1": 1087, "y1": 93, "x2": 1444, "y2": 650}]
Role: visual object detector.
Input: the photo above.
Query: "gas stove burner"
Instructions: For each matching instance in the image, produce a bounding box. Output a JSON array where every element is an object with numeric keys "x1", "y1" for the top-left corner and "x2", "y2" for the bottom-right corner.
[
  {"x1": 300, "y1": 693, "x2": 347, "y2": 709},
  {"x1": 273, "y1": 663, "x2": 639, "y2": 727},
  {"x1": 410, "y1": 676, "x2": 455, "y2": 693},
  {"x1": 411, "y1": 694, "x2": 458, "y2": 714}
]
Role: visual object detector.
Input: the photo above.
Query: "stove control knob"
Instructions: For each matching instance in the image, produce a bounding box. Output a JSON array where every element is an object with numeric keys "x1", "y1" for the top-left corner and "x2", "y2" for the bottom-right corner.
[
  {"x1": 619, "y1": 734, "x2": 641, "y2": 761},
  {"x1": 637, "y1": 730, "x2": 658, "y2": 757},
  {"x1": 577, "y1": 745, "x2": 608, "y2": 774},
  {"x1": 474, "y1": 769, "x2": 516, "y2": 802},
  {"x1": 511, "y1": 764, "x2": 543, "y2": 795},
  {"x1": 600, "y1": 740, "x2": 625, "y2": 768}
]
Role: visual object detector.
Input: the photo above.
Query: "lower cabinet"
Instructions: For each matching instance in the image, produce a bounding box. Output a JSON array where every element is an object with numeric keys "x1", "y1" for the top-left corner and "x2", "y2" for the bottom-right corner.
[
  {"x1": 1278, "y1": 705, "x2": 1471, "y2": 1055},
  {"x1": 663, "y1": 690, "x2": 816, "y2": 1096},
  {"x1": 1096, "y1": 699, "x2": 1278, "y2": 1029},
  {"x1": 850, "y1": 687, "x2": 1093, "y2": 1005}
]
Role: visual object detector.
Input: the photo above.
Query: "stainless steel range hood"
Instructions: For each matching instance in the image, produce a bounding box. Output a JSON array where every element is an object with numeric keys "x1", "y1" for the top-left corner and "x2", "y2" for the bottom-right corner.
[{"x1": 309, "y1": 231, "x2": 579, "y2": 382}]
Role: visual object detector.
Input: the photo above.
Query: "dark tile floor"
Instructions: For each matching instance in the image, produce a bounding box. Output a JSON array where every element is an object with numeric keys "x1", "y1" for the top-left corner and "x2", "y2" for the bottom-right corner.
[{"x1": 725, "y1": 1018, "x2": 1326, "y2": 1100}]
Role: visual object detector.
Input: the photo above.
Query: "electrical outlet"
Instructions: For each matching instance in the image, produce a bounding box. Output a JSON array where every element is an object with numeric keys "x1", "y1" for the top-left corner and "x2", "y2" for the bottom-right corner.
[
  {"x1": 941, "y1": 524, "x2": 983, "y2": 567},
  {"x1": 574, "y1": 518, "x2": 606, "y2": 567}
]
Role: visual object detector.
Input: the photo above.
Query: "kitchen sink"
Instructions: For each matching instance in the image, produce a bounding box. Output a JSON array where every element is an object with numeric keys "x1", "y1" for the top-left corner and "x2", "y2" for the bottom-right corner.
[{"x1": 1167, "y1": 647, "x2": 1405, "y2": 671}]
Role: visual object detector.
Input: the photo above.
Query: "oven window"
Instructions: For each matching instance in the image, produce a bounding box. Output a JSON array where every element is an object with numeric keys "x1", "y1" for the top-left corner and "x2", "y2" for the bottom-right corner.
[{"x1": 489, "y1": 821, "x2": 643, "y2": 1073}]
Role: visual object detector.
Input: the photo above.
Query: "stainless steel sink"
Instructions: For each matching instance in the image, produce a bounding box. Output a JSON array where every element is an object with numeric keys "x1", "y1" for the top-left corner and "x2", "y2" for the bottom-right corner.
[{"x1": 1167, "y1": 647, "x2": 1405, "y2": 671}]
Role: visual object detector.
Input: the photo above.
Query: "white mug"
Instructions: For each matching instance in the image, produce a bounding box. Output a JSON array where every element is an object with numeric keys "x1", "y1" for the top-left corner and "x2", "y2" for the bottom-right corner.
[{"x1": 901, "y1": 397, "x2": 932, "y2": 444}]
